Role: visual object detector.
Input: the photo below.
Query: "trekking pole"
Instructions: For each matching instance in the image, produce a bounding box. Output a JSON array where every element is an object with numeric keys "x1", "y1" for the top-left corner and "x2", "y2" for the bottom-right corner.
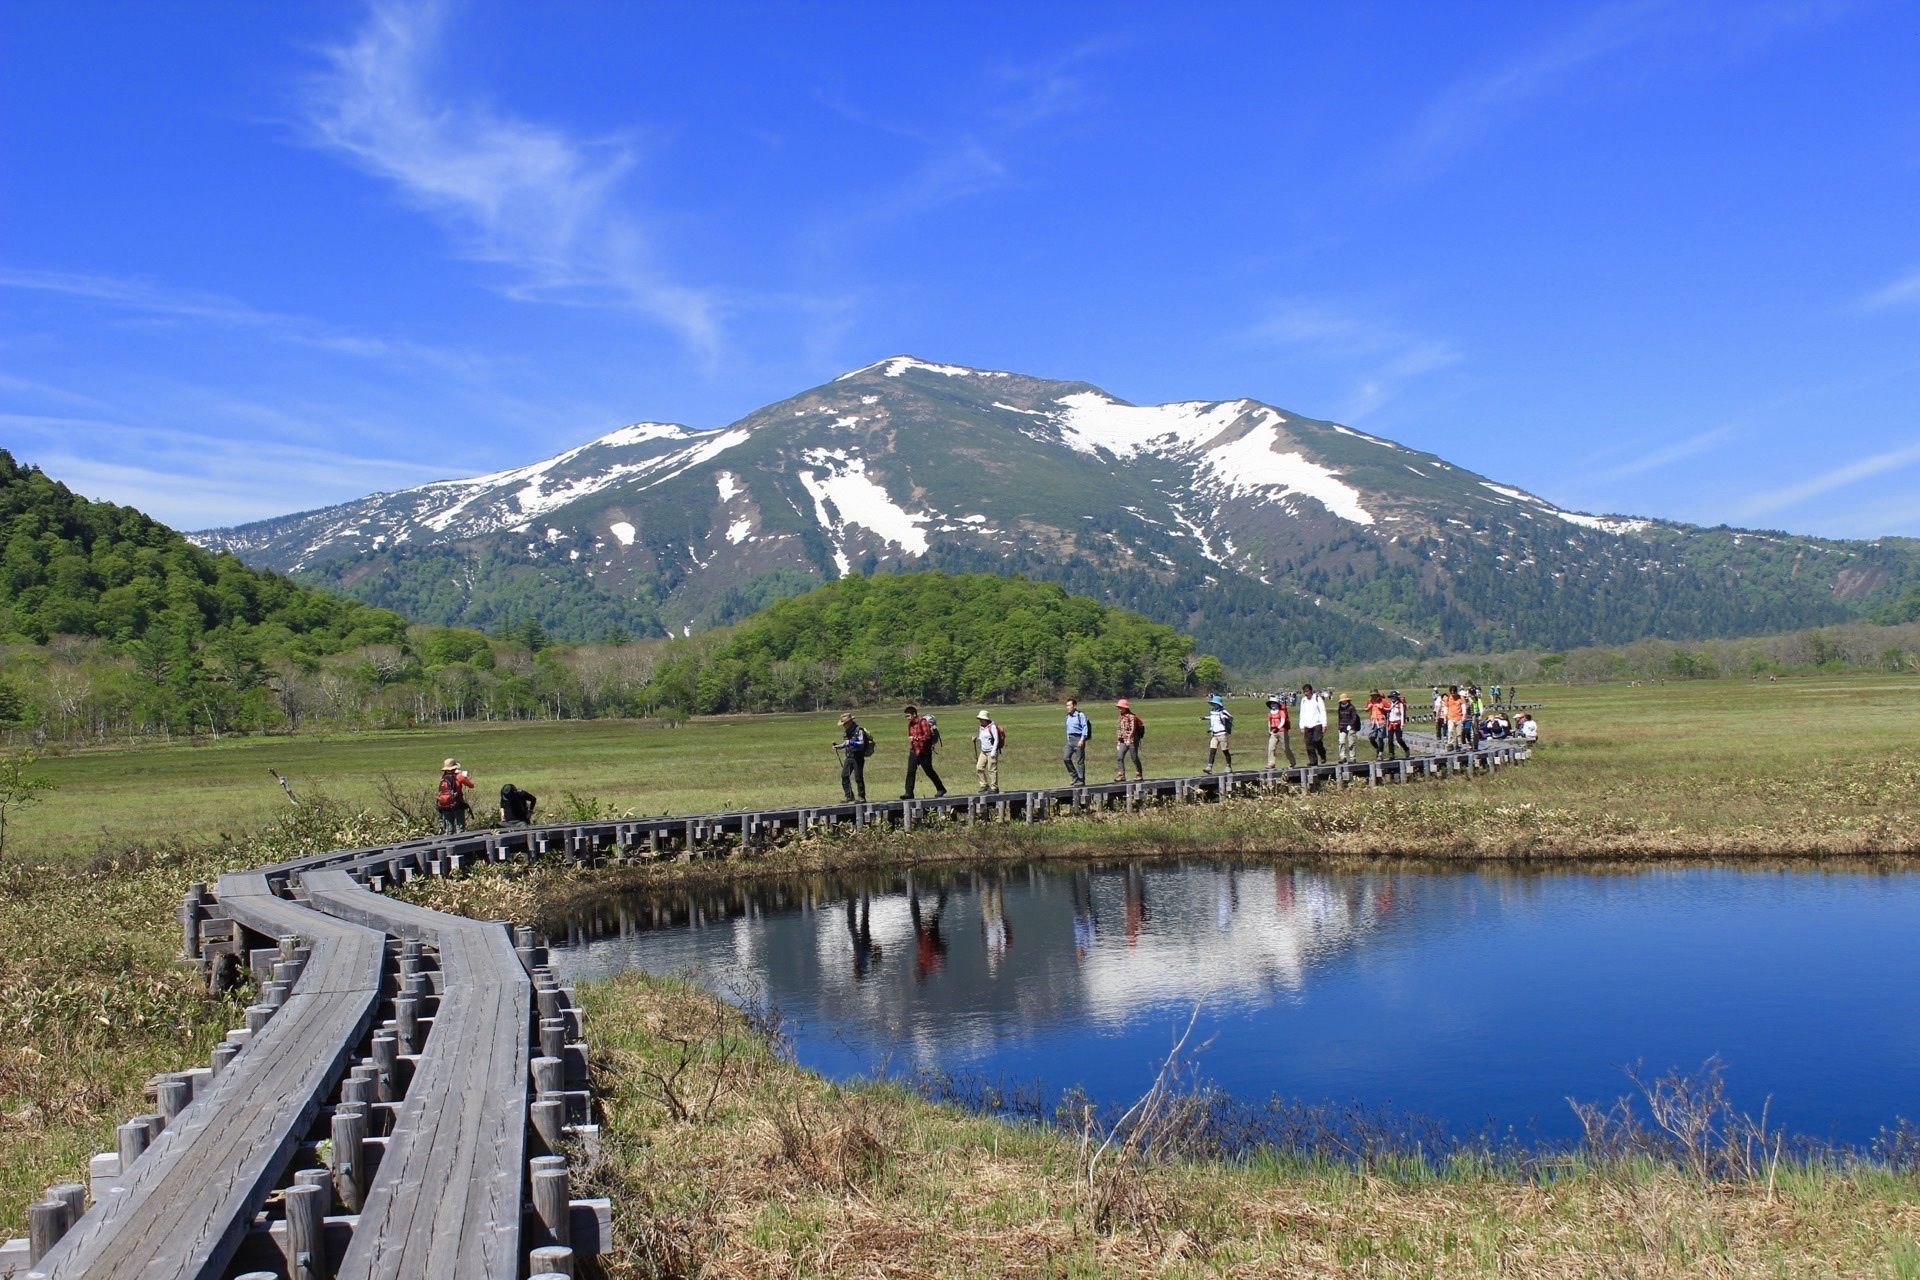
[{"x1": 269, "y1": 768, "x2": 300, "y2": 806}]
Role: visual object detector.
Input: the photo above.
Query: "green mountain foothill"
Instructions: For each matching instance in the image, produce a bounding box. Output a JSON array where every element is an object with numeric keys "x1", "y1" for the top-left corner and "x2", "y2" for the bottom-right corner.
[{"x1": 192, "y1": 357, "x2": 1920, "y2": 669}]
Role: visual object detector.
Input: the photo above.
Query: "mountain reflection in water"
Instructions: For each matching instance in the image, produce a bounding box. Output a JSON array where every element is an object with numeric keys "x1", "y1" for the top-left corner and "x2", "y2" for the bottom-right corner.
[{"x1": 549, "y1": 861, "x2": 1920, "y2": 1146}]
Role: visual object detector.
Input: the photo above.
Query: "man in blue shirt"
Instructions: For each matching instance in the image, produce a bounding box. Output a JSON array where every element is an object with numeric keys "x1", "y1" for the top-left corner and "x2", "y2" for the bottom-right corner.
[{"x1": 1062, "y1": 697, "x2": 1090, "y2": 785}]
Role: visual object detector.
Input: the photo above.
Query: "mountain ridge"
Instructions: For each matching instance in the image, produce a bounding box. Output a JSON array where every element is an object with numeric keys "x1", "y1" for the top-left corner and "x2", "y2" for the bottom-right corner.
[{"x1": 192, "y1": 356, "x2": 1920, "y2": 670}]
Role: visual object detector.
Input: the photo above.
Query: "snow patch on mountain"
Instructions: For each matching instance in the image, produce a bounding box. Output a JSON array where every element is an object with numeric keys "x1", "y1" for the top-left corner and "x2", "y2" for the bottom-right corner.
[
  {"x1": 715, "y1": 471, "x2": 740, "y2": 502},
  {"x1": 836, "y1": 356, "x2": 1014, "y2": 381},
  {"x1": 1053, "y1": 392, "x2": 1254, "y2": 459},
  {"x1": 608, "y1": 521, "x2": 635, "y2": 546},
  {"x1": 1558, "y1": 511, "x2": 1654, "y2": 535},
  {"x1": 726, "y1": 518, "x2": 753, "y2": 545},
  {"x1": 1198, "y1": 422, "x2": 1376, "y2": 525},
  {"x1": 797, "y1": 453, "x2": 932, "y2": 569}
]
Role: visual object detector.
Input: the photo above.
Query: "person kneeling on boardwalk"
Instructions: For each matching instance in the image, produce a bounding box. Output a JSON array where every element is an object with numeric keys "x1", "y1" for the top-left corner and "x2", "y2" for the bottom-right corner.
[
  {"x1": 1266, "y1": 695, "x2": 1296, "y2": 768},
  {"x1": 435, "y1": 758, "x2": 473, "y2": 834},
  {"x1": 498, "y1": 782, "x2": 537, "y2": 827},
  {"x1": 1202, "y1": 694, "x2": 1234, "y2": 774},
  {"x1": 974, "y1": 710, "x2": 1003, "y2": 793},
  {"x1": 902, "y1": 705, "x2": 946, "y2": 799},
  {"x1": 1114, "y1": 698, "x2": 1145, "y2": 781},
  {"x1": 834, "y1": 713, "x2": 872, "y2": 802},
  {"x1": 1299, "y1": 685, "x2": 1328, "y2": 765}
]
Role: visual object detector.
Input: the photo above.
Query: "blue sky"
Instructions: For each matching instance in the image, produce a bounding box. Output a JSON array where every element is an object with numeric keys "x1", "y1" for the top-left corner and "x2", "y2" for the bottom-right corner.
[{"x1": 3, "y1": 1, "x2": 1917, "y2": 537}]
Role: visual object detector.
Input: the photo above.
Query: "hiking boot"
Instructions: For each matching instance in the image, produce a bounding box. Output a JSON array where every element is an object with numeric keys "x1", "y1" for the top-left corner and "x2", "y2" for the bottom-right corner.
[{"x1": 935, "y1": 788, "x2": 947, "y2": 798}]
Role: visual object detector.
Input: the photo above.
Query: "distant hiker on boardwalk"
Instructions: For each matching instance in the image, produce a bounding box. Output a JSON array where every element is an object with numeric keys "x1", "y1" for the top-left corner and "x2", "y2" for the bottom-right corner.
[
  {"x1": 1444, "y1": 686, "x2": 1467, "y2": 748},
  {"x1": 435, "y1": 758, "x2": 473, "y2": 834},
  {"x1": 1063, "y1": 697, "x2": 1091, "y2": 786},
  {"x1": 1386, "y1": 691, "x2": 1410, "y2": 759},
  {"x1": 497, "y1": 782, "x2": 537, "y2": 827},
  {"x1": 1336, "y1": 693, "x2": 1361, "y2": 763},
  {"x1": 1113, "y1": 698, "x2": 1146, "y2": 781},
  {"x1": 1432, "y1": 687, "x2": 1446, "y2": 728},
  {"x1": 834, "y1": 713, "x2": 871, "y2": 801},
  {"x1": 1299, "y1": 685, "x2": 1328, "y2": 765},
  {"x1": 1266, "y1": 694, "x2": 1296, "y2": 768},
  {"x1": 1202, "y1": 694, "x2": 1234, "y2": 774},
  {"x1": 902, "y1": 705, "x2": 946, "y2": 799},
  {"x1": 974, "y1": 709, "x2": 1003, "y2": 793}
]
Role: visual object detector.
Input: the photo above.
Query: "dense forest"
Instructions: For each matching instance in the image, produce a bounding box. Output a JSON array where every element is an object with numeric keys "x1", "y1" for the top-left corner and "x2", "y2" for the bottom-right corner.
[{"x1": 648, "y1": 572, "x2": 1222, "y2": 715}]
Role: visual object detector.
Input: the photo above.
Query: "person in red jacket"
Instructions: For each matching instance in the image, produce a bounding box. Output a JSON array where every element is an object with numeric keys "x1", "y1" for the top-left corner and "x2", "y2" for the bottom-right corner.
[
  {"x1": 434, "y1": 757, "x2": 473, "y2": 834},
  {"x1": 1266, "y1": 695, "x2": 1295, "y2": 768},
  {"x1": 902, "y1": 705, "x2": 946, "y2": 799}
]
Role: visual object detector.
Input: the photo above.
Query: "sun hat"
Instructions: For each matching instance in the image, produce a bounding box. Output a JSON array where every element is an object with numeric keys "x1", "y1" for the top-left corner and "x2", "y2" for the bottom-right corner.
[
  {"x1": 1266, "y1": 695, "x2": 1280, "y2": 706},
  {"x1": 977, "y1": 709, "x2": 993, "y2": 720},
  {"x1": 839, "y1": 713, "x2": 854, "y2": 725},
  {"x1": 442, "y1": 758, "x2": 457, "y2": 769},
  {"x1": 1114, "y1": 698, "x2": 1130, "y2": 710},
  {"x1": 1208, "y1": 694, "x2": 1224, "y2": 707}
]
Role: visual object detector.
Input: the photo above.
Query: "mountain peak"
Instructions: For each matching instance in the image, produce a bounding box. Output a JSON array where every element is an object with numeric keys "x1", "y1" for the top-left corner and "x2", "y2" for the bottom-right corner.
[{"x1": 832, "y1": 355, "x2": 1019, "y2": 382}]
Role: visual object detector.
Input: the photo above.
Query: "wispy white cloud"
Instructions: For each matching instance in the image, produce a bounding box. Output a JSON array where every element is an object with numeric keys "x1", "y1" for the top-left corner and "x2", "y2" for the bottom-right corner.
[
  {"x1": 3, "y1": 411, "x2": 445, "y2": 528},
  {"x1": 303, "y1": 0, "x2": 721, "y2": 352},
  {"x1": 1383, "y1": 0, "x2": 1847, "y2": 186},
  {"x1": 0, "y1": 266, "x2": 484, "y2": 375},
  {"x1": 1589, "y1": 425, "x2": 1735, "y2": 482},
  {"x1": 1241, "y1": 302, "x2": 1460, "y2": 421},
  {"x1": 1858, "y1": 266, "x2": 1920, "y2": 311},
  {"x1": 1737, "y1": 439, "x2": 1920, "y2": 519}
]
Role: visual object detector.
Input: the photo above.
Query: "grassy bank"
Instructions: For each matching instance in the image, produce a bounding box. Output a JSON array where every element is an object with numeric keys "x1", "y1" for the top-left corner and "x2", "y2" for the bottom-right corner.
[{"x1": 579, "y1": 972, "x2": 1918, "y2": 1279}]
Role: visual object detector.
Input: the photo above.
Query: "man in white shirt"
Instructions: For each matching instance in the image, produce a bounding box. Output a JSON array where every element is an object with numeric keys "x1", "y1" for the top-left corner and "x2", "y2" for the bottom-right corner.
[
  {"x1": 974, "y1": 710, "x2": 1002, "y2": 793},
  {"x1": 1298, "y1": 684, "x2": 1329, "y2": 765}
]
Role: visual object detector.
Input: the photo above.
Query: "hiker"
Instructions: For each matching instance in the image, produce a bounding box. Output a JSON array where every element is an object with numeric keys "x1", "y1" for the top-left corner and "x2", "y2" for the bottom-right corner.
[
  {"x1": 498, "y1": 782, "x2": 537, "y2": 827},
  {"x1": 902, "y1": 705, "x2": 946, "y2": 799},
  {"x1": 1386, "y1": 691, "x2": 1410, "y2": 759},
  {"x1": 1443, "y1": 685, "x2": 1467, "y2": 748},
  {"x1": 1201, "y1": 694, "x2": 1234, "y2": 774},
  {"x1": 1431, "y1": 687, "x2": 1446, "y2": 729},
  {"x1": 1366, "y1": 690, "x2": 1389, "y2": 760},
  {"x1": 1336, "y1": 694, "x2": 1362, "y2": 763},
  {"x1": 1266, "y1": 694, "x2": 1296, "y2": 769},
  {"x1": 1492, "y1": 684, "x2": 1503, "y2": 703},
  {"x1": 1062, "y1": 697, "x2": 1091, "y2": 786},
  {"x1": 974, "y1": 709, "x2": 1003, "y2": 793},
  {"x1": 1114, "y1": 698, "x2": 1145, "y2": 781},
  {"x1": 435, "y1": 758, "x2": 473, "y2": 834},
  {"x1": 1299, "y1": 685, "x2": 1328, "y2": 765},
  {"x1": 833, "y1": 713, "x2": 872, "y2": 801}
]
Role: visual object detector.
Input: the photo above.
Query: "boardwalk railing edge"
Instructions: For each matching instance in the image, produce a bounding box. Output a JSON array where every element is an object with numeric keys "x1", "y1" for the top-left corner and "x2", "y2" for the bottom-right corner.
[{"x1": 3, "y1": 738, "x2": 1527, "y2": 1279}]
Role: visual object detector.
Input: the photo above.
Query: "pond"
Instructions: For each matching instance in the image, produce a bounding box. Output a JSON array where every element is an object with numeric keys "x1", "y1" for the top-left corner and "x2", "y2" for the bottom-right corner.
[{"x1": 548, "y1": 860, "x2": 1919, "y2": 1149}]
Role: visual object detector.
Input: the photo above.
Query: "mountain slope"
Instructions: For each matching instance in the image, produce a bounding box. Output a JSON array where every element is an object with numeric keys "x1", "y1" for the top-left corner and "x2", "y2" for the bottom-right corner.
[{"x1": 195, "y1": 357, "x2": 1920, "y2": 670}]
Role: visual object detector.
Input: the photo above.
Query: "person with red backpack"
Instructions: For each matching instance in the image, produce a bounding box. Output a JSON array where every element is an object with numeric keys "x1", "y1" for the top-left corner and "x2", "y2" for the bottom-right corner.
[
  {"x1": 902, "y1": 705, "x2": 946, "y2": 799},
  {"x1": 434, "y1": 758, "x2": 473, "y2": 834},
  {"x1": 1114, "y1": 698, "x2": 1145, "y2": 781},
  {"x1": 974, "y1": 709, "x2": 1004, "y2": 793}
]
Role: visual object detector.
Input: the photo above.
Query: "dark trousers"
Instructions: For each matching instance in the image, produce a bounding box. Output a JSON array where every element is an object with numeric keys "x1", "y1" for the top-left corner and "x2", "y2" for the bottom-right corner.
[
  {"x1": 905, "y1": 749, "x2": 944, "y2": 797},
  {"x1": 841, "y1": 750, "x2": 866, "y2": 800},
  {"x1": 1303, "y1": 726, "x2": 1327, "y2": 765},
  {"x1": 1387, "y1": 726, "x2": 1409, "y2": 757}
]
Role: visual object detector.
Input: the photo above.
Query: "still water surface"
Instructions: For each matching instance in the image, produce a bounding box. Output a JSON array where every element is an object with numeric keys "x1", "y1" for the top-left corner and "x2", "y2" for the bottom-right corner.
[{"x1": 549, "y1": 861, "x2": 1919, "y2": 1145}]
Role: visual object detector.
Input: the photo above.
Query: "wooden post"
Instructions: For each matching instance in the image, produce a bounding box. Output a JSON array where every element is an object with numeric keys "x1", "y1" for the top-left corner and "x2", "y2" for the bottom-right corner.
[
  {"x1": 540, "y1": 1019, "x2": 566, "y2": 1061},
  {"x1": 294, "y1": 1167, "x2": 333, "y2": 1213},
  {"x1": 531, "y1": 1159, "x2": 571, "y2": 1246},
  {"x1": 28, "y1": 1200, "x2": 67, "y2": 1263},
  {"x1": 330, "y1": 1107, "x2": 367, "y2": 1213},
  {"x1": 530, "y1": 1243, "x2": 575, "y2": 1276},
  {"x1": 371, "y1": 1032, "x2": 399, "y2": 1103},
  {"x1": 47, "y1": 1182, "x2": 85, "y2": 1228},
  {"x1": 532, "y1": 1056, "x2": 565, "y2": 1098},
  {"x1": 394, "y1": 995, "x2": 420, "y2": 1055},
  {"x1": 157, "y1": 1077, "x2": 192, "y2": 1122},
  {"x1": 116, "y1": 1119, "x2": 150, "y2": 1172},
  {"x1": 284, "y1": 1181, "x2": 329, "y2": 1280},
  {"x1": 531, "y1": 1098, "x2": 567, "y2": 1154}
]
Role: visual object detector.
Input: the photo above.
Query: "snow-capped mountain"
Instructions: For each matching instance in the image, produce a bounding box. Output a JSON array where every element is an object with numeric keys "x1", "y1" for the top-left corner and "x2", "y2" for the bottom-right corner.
[{"x1": 194, "y1": 357, "x2": 1917, "y2": 668}]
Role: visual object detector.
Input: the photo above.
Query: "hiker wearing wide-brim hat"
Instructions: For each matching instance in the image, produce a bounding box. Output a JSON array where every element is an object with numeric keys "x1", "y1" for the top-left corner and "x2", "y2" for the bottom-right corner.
[
  {"x1": 434, "y1": 758, "x2": 474, "y2": 835},
  {"x1": 833, "y1": 713, "x2": 870, "y2": 802},
  {"x1": 1113, "y1": 698, "x2": 1145, "y2": 782},
  {"x1": 1202, "y1": 695, "x2": 1234, "y2": 775},
  {"x1": 973, "y1": 709, "x2": 1003, "y2": 794}
]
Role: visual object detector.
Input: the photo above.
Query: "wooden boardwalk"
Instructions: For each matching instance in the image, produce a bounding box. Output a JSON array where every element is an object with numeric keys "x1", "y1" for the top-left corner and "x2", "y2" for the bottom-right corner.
[{"x1": 5, "y1": 737, "x2": 1527, "y2": 1278}]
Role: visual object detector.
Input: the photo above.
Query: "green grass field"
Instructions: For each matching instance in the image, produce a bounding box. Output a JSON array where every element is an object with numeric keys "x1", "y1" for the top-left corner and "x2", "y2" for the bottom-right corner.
[{"x1": 13, "y1": 673, "x2": 1920, "y2": 864}]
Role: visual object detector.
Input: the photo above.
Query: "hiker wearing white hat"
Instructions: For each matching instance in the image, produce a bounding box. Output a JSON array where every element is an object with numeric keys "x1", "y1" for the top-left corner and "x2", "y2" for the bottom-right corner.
[{"x1": 973, "y1": 709, "x2": 1004, "y2": 793}]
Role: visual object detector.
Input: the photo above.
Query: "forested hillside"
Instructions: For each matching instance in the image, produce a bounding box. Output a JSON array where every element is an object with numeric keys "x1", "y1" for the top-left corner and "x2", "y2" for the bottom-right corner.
[
  {"x1": 647, "y1": 572, "x2": 1221, "y2": 714},
  {"x1": 0, "y1": 451, "x2": 410, "y2": 735}
]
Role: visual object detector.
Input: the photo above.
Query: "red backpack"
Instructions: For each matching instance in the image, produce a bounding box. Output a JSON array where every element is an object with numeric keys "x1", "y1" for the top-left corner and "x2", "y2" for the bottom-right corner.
[{"x1": 436, "y1": 771, "x2": 459, "y2": 809}]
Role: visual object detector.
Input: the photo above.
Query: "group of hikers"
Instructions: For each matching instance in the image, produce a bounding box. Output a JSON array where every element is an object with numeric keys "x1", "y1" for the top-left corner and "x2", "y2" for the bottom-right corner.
[
  {"x1": 825, "y1": 690, "x2": 1538, "y2": 803},
  {"x1": 1427, "y1": 684, "x2": 1538, "y2": 749}
]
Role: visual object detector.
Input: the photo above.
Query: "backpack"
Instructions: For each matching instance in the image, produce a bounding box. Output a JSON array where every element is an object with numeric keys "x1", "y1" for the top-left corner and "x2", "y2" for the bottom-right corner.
[
  {"x1": 1133, "y1": 714, "x2": 1146, "y2": 743},
  {"x1": 435, "y1": 772, "x2": 459, "y2": 809},
  {"x1": 994, "y1": 724, "x2": 1007, "y2": 749},
  {"x1": 929, "y1": 725, "x2": 942, "y2": 748},
  {"x1": 859, "y1": 729, "x2": 877, "y2": 759},
  {"x1": 1220, "y1": 709, "x2": 1233, "y2": 732}
]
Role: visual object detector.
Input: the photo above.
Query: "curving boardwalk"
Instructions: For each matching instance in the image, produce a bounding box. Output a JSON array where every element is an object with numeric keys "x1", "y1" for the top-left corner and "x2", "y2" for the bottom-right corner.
[{"x1": 4, "y1": 738, "x2": 1526, "y2": 1279}]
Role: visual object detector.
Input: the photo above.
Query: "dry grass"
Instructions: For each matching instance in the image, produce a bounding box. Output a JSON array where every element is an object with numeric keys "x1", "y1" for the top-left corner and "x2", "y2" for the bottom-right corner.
[{"x1": 579, "y1": 973, "x2": 1920, "y2": 1279}]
